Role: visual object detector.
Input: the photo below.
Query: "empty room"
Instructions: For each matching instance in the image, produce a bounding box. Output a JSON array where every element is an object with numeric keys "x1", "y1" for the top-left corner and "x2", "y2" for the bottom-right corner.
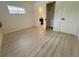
[{"x1": 0, "y1": 1, "x2": 79, "y2": 57}]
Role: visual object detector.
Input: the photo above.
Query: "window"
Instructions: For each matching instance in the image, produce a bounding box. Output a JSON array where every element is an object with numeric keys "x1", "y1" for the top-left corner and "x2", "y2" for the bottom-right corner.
[{"x1": 8, "y1": 5, "x2": 26, "y2": 14}]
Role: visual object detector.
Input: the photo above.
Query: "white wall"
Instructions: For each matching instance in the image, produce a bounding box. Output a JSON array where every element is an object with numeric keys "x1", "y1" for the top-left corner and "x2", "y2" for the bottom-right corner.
[
  {"x1": 1, "y1": 1, "x2": 79, "y2": 39},
  {"x1": 0, "y1": 1, "x2": 35, "y2": 35},
  {"x1": 53, "y1": 1, "x2": 79, "y2": 39},
  {"x1": 61, "y1": 2, "x2": 79, "y2": 35}
]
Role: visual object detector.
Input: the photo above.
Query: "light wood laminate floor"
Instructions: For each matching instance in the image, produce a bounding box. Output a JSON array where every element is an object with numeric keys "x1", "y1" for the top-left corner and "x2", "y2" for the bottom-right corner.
[{"x1": 1, "y1": 26, "x2": 79, "y2": 57}]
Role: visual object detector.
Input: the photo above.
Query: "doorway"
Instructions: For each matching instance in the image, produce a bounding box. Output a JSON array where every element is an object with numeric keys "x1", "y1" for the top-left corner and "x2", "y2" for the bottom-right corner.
[{"x1": 46, "y1": 2, "x2": 55, "y2": 29}]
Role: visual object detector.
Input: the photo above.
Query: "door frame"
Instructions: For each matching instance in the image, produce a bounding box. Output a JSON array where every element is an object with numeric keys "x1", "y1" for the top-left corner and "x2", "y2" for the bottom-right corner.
[{"x1": 46, "y1": 1, "x2": 56, "y2": 29}]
